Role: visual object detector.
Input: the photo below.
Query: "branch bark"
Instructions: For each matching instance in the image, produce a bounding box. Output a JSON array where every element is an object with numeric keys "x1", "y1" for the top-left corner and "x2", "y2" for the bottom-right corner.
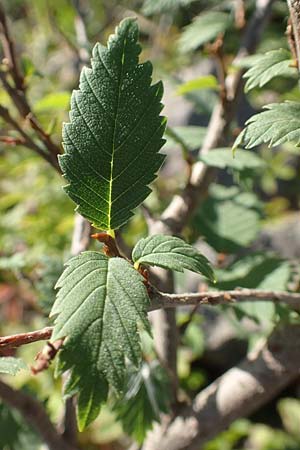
[
  {"x1": 287, "y1": 0, "x2": 300, "y2": 70},
  {"x1": 142, "y1": 323, "x2": 300, "y2": 450},
  {"x1": 2, "y1": 288, "x2": 300, "y2": 350}
]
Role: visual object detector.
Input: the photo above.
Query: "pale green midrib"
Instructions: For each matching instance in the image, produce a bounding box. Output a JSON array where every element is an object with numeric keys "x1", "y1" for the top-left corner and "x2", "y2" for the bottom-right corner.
[{"x1": 107, "y1": 35, "x2": 127, "y2": 235}]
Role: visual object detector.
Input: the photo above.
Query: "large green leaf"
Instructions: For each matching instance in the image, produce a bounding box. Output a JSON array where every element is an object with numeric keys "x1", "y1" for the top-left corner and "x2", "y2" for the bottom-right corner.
[
  {"x1": 234, "y1": 102, "x2": 300, "y2": 149},
  {"x1": 178, "y1": 12, "x2": 231, "y2": 53},
  {"x1": 114, "y1": 361, "x2": 170, "y2": 443},
  {"x1": 51, "y1": 252, "x2": 150, "y2": 430},
  {"x1": 60, "y1": 18, "x2": 166, "y2": 234},
  {"x1": 0, "y1": 357, "x2": 27, "y2": 376},
  {"x1": 243, "y1": 49, "x2": 296, "y2": 92},
  {"x1": 132, "y1": 235, "x2": 215, "y2": 281}
]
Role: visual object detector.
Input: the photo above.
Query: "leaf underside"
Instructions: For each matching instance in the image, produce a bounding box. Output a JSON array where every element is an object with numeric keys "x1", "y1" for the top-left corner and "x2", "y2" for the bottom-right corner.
[
  {"x1": 132, "y1": 234, "x2": 215, "y2": 281},
  {"x1": 234, "y1": 102, "x2": 300, "y2": 149},
  {"x1": 0, "y1": 357, "x2": 27, "y2": 376},
  {"x1": 243, "y1": 49, "x2": 296, "y2": 92},
  {"x1": 178, "y1": 12, "x2": 231, "y2": 53},
  {"x1": 51, "y1": 252, "x2": 150, "y2": 430},
  {"x1": 60, "y1": 18, "x2": 166, "y2": 233}
]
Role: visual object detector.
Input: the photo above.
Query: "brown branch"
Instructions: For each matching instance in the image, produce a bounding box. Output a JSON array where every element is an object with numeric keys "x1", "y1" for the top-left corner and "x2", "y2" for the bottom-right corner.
[
  {"x1": 0, "y1": 327, "x2": 53, "y2": 349},
  {"x1": 143, "y1": 322, "x2": 300, "y2": 450},
  {"x1": 1, "y1": 288, "x2": 299, "y2": 351},
  {"x1": 287, "y1": 0, "x2": 300, "y2": 71},
  {"x1": 0, "y1": 380, "x2": 79, "y2": 450},
  {"x1": 0, "y1": 4, "x2": 24, "y2": 90}
]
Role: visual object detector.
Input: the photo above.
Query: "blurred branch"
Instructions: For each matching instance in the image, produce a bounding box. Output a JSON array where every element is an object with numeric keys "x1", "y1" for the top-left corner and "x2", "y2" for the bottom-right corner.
[
  {"x1": 151, "y1": 0, "x2": 275, "y2": 236},
  {"x1": 0, "y1": 380, "x2": 79, "y2": 450},
  {"x1": 0, "y1": 327, "x2": 52, "y2": 349},
  {"x1": 142, "y1": 323, "x2": 300, "y2": 450},
  {"x1": 0, "y1": 3, "x2": 62, "y2": 172},
  {"x1": 287, "y1": 0, "x2": 300, "y2": 71}
]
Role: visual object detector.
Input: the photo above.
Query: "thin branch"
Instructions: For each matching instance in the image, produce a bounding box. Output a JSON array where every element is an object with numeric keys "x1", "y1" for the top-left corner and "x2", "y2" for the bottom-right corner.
[
  {"x1": 287, "y1": 0, "x2": 300, "y2": 71},
  {"x1": 142, "y1": 322, "x2": 300, "y2": 450},
  {"x1": 0, "y1": 327, "x2": 53, "y2": 349},
  {"x1": 149, "y1": 288, "x2": 300, "y2": 312},
  {"x1": 0, "y1": 380, "x2": 79, "y2": 450},
  {"x1": 1, "y1": 288, "x2": 300, "y2": 350}
]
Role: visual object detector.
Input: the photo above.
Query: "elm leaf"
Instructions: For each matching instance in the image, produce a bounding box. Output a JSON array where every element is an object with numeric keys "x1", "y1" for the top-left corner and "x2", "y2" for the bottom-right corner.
[
  {"x1": 51, "y1": 252, "x2": 150, "y2": 430},
  {"x1": 132, "y1": 235, "x2": 215, "y2": 281},
  {"x1": 60, "y1": 18, "x2": 166, "y2": 235}
]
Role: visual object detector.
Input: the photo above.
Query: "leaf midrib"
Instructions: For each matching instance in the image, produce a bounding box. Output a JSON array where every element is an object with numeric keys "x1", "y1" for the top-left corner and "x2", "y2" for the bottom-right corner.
[{"x1": 108, "y1": 35, "x2": 127, "y2": 233}]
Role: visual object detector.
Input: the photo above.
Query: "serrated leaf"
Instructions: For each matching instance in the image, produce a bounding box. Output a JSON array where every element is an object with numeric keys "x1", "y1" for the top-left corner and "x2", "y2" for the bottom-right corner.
[
  {"x1": 164, "y1": 126, "x2": 206, "y2": 151},
  {"x1": 0, "y1": 357, "x2": 27, "y2": 375},
  {"x1": 234, "y1": 102, "x2": 300, "y2": 149},
  {"x1": 132, "y1": 235, "x2": 215, "y2": 281},
  {"x1": 60, "y1": 18, "x2": 166, "y2": 234},
  {"x1": 178, "y1": 12, "x2": 231, "y2": 53},
  {"x1": 51, "y1": 252, "x2": 150, "y2": 430},
  {"x1": 243, "y1": 49, "x2": 296, "y2": 92},
  {"x1": 176, "y1": 75, "x2": 219, "y2": 95},
  {"x1": 114, "y1": 361, "x2": 170, "y2": 443},
  {"x1": 199, "y1": 148, "x2": 266, "y2": 171}
]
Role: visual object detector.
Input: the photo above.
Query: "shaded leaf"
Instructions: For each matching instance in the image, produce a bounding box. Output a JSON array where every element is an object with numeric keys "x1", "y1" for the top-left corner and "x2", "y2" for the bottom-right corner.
[
  {"x1": 178, "y1": 12, "x2": 231, "y2": 53},
  {"x1": 51, "y1": 251, "x2": 150, "y2": 430},
  {"x1": 0, "y1": 357, "x2": 27, "y2": 375},
  {"x1": 194, "y1": 195, "x2": 261, "y2": 253},
  {"x1": 200, "y1": 148, "x2": 266, "y2": 171},
  {"x1": 164, "y1": 126, "x2": 206, "y2": 151},
  {"x1": 60, "y1": 18, "x2": 166, "y2": 234},
  {"x1": 142, "y1": 0, "x2": 196, "y2": 15},
  {"x1": 234, "y1": 102, "x2": 300, "y2": 149},
  {"x1": 243, "y1": 49, "x2": 296, "y2": 92},
  {"x1": 114, "y1": 361, "x2": 170, "y2": 442},
  {"x1": 132, "y1": 234, "x2": 215, "y2": 281}
]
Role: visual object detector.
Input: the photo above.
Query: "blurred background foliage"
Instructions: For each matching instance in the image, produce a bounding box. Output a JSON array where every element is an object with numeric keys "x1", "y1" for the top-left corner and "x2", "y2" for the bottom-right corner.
[{"x1": 1, "y1": 0, "x2": 300, "y2": 449}]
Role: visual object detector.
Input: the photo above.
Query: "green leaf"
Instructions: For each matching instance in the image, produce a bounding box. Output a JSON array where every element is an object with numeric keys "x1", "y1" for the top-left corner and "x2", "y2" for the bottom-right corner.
[
  {"x1": 243, "y1": 49, "x2": 296, "y2": 92},
  {"x1": 164, "y1": 126, "x2": 206, "y2": 151},
  {"x1": 0, "y1": 357, "x2": 27, "y2": 375},
  {"x1": 51, "y1": 251, "x2": 150, "y2": 430},
  {"x1": 142, "y1": 0, "x2": 196, "y2": 15},
  {"x1": 60, "y1": 18, "x2": 166, "y2": 234},
  {"x1": 176, "y1": 75, "x2": 219, "y2": 95},
  {"x1": 199, "y1": 148, "x2": 266, "y2": 171},
  {"x1": 114, "y1": 361, "x2": 170, "y2": 443},
  {"x1": 194, "y1": 189, "x2": 261, "y2": 253},
  {"x1": 178, "y1": 12, "x2": 231, "y2": 53},
  {"x1": 278, "y1": 398, "x2": 300, "y2": 439},
  {"x1": 234, "y1": 102, "x2": 300, "y2": 149},
  {"x1": 132, "y1": 235, "x2": 215, "y2": 281}
]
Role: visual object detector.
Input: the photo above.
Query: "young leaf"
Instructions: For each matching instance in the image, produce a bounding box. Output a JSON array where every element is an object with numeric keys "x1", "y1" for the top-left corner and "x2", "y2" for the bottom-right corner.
[
  {"x1": 199, "y1": 148, "x2": 266, "y2": 171},
  {"x1": 60, "y1": 18, "x2": 166, "y2": 234},
  {"x1": 0, "y1": 357, "x2": 27, "y2": 376},
  {"x1": 132, "y1": 235, "x2": 215, "y2": 281},
  {"x1": 176, "y1": 75, "x2": 219, "y2": 95},
  {"x1": 243, "y1": 49, "x2": 296, "y2": 92},
  {"x1": 234, "y1": 102, "x2": 300, "y2": 149},
  {"x1": 178, "y1": 12, "x2": 231, "y2": 53},
  {"x1": 114, "y1": 361, "x2": 170, "y2": 443},
  {"x1": 51, "y1": 252, "x2": 150, "y2": 430}
]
